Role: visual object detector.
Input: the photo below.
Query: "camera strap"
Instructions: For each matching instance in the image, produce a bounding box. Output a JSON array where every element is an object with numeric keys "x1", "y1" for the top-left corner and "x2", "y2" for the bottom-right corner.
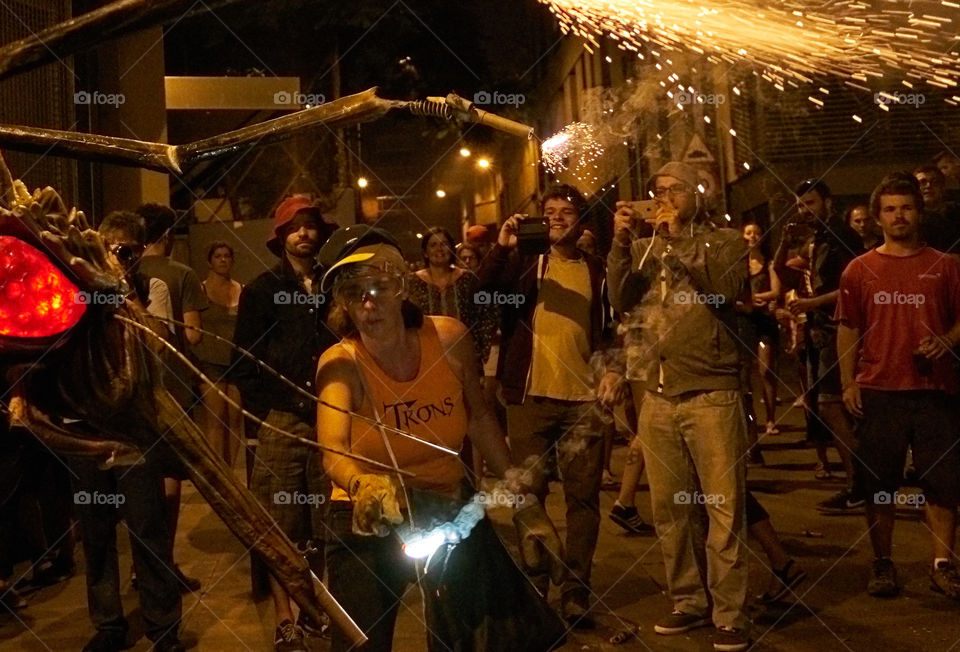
[{"x1": 536, "y1": 253, "x2": 547, "y2": 291}]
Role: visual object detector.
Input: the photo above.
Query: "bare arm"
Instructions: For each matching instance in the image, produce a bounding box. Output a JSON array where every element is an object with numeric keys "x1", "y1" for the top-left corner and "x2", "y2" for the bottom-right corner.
[
  {"x1": 315, "y1": 347, "x2": 366, "y2": 491},
  {"x1": 837, "y1": 323, "x2": 862, "y2": 417},
  {"x1": 754, "y1": 261, "x2": 781, "y2": 303},
  {"x1": 435, "y1": 316, "x2": 512, "y2": 478},
  {"x1": 182, "y1": 309, "x2": 202, "y2": 345}
]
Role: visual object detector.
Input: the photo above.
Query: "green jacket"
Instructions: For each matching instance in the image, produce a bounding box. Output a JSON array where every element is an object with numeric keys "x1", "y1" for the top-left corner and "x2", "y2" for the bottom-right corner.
[{"x1": 607, "y1": 221, "x2": 747, "y2": 396}]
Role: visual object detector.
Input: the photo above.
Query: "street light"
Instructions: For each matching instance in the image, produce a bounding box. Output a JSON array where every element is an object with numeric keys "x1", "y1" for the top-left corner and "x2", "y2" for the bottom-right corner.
[
  {"x1": 459, "y1": 147, "x2": 471, "y2": 157},
  {"x1": 436, "y1": 189, "x2": 446, "y2": 198},
  {"x1": 357, "y1": 177, "x2": 369, "y2": 188},
  {"x1": 477, "y1": 158, "x2": 490, "y2": 169}
]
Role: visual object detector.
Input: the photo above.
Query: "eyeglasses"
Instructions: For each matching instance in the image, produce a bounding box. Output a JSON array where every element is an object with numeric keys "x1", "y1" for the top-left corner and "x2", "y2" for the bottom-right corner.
[
  {"x1": 652, "y1": 183, "x2": 691, "y2": 199},
  {"x1": 335, "y1": 275, "x2": 403, "y2": 306},
  {"x1": 108, "y1": 243, "x2": 143, "y2": 265}
]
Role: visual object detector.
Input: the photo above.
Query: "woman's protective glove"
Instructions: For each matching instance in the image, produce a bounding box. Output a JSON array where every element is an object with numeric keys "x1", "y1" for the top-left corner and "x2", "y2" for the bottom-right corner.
[{"x1": 348, "y1": 474, "x2": 403, "y2": 537}]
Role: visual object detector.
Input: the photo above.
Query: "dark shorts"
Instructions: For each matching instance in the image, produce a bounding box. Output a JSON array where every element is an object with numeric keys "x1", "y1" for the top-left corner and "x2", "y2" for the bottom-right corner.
[
  {"x1": 197, "y1": 361, "x2": 230, "y2": 383},
  {"x1": 854, "y1": 390, "x2": 960, "y2": 506},
  {"x1": 806, "y1": 327, "x2": 841, "y2": 403}
]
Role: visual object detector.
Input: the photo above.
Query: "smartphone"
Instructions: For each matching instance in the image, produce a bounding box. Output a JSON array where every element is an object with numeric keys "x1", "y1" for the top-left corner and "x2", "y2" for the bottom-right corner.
[
  {"x1": 516, "y1": 217, "x2": 550, "y2": 255},
  {"x1": 630, "y1": 199, "x2": 658, "y2": 225}
]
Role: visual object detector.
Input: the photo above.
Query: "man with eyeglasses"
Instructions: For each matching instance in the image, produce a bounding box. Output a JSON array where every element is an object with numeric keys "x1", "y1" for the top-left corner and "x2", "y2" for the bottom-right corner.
[
  {"x1": 914, "y1": 165, "x2": 960, "y2": 255},
  {"x1": 68, "y1": 211, "x2": 184, "y2": 652},
  {"x1": 231, "y1": 196, "x2": 338, "y2": 652},
  {"x1": 607, "y1": 162, "x2": 751, "y2": 651}
]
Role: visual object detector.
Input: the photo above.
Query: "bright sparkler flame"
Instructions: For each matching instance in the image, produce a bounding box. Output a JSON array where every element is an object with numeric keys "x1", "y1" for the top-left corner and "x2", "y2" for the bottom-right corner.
[
  {"x1": 541, "y1": 0, "x2": 960, "y2": 93},
  {"x1": 401, "y1": 494, "x2": 486, "y2": 560},
  {"x1": 540, "y1": 122, "x2": 605, "y2": 185}
]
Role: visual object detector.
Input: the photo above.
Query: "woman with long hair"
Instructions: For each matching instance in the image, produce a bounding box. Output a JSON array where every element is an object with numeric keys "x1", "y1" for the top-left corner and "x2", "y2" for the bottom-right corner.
[{"x1": 193, "y1": 241, "x2": 243, "y2": 464}]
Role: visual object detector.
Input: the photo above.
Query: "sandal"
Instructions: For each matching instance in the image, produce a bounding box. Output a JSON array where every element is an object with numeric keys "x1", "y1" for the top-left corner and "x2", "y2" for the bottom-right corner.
[
  {"x1": 758, "y1": 559, "x2": 807, "y2": 603},
  {"x1": 814, "y1": 463, "x2": 833, "y2": 481},
  {"x1": 764, "y1": 422, "x2": 780, "y2": 436}
]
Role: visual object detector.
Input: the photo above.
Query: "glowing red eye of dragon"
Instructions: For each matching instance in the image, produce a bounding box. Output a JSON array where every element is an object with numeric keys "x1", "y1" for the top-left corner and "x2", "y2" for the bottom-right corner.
[{"x1": 0, "y1": 235, "x2": 86, "y2": 338}]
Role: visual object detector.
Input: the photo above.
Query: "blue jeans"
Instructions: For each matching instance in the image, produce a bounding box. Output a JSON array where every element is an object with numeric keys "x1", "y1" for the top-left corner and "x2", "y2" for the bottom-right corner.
[
  {"x1": 67, "y1": 456, "x2": 181, "y2": 641},
  {"x1": 638, "y1": 389, "x2": 749, "y2": 630}
]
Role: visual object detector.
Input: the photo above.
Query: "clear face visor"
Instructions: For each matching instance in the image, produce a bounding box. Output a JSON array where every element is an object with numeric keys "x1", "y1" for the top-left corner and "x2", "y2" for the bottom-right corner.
[{"x1": 333, "y1": 267, "x2": 405, "y2": 306}]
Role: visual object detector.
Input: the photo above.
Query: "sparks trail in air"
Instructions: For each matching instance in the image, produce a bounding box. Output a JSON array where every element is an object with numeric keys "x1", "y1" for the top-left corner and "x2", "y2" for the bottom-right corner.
[
  {"x1": 541, "y1": 0, "x2": 960, "y2": 100},
  {"x1": 541, "y1": 122, "x2": 606, "y2": 183}
]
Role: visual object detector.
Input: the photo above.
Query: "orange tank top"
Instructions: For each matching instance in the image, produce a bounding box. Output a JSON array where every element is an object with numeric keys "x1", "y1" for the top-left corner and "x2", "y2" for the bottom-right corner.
[{"x1": 334, "y1": 317, "x2": 467, "y2": 497}]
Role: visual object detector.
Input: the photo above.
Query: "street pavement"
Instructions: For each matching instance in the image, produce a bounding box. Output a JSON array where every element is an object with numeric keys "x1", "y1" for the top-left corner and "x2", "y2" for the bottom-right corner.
[{"x1": 2, "y1": 388, "x2": 959, "y2": 651}]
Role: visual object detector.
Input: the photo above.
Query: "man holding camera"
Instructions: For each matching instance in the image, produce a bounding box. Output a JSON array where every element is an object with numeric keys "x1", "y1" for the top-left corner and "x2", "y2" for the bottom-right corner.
[
  {"x1": 607, "y1": 162, "x2": 750, "y2": 651},
  {"x1": 477, "y1": 184, "x2": 617, "y2": 626},
  {"x1": 837, "y1": 172, "x2": 960, "y2": 599}
]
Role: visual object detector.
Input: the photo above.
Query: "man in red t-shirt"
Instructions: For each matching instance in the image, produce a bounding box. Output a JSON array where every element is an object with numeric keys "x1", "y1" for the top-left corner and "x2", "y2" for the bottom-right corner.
[{"x1": 837, "y1": 172, "x2": 960, "y2": 600}]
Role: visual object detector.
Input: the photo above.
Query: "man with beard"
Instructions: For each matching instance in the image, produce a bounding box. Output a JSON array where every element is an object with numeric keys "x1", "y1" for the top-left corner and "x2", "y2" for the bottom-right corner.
[
  {"x1": 837, "y1": 172, "x2": 960, "y2": 599},
  {"x1": 781, "y1": 180, "x2": 863, "y2": 514},
  {"x1": 231, "y1": 196, "x2": 338, "y2": 652},
  {"x1": 607, "y1": 162, "x2": 750, "y2": 651}
]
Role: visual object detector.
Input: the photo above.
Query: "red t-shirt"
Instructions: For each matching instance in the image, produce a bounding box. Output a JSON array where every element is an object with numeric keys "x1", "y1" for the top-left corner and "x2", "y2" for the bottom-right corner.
[{"x1": 836, "y1": 247, "x2": 960, "y2": 392}]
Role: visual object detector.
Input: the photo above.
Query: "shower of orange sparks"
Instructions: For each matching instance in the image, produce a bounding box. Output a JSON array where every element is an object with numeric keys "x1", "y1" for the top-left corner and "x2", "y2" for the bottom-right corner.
[{"x1": 541, "y1": 0, "x2": 960, "y2": 101}]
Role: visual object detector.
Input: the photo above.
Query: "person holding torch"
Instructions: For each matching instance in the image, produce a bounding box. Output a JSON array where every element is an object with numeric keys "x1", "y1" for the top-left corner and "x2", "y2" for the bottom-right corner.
[{"x1": 314, "y1": 227, "x2": 566, "y2": 652}]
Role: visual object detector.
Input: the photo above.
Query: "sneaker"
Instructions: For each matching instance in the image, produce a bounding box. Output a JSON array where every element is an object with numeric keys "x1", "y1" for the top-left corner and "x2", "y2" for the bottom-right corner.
[
  {"x1": 654, "y1": 610, "x2": 710, "y2": 635},
  {"x1": 82, "y1": 630, "x2": 132, "y2": 652},
  {"x1": 15, "y1": 557, "x2": 74, "y2": 592},
  {"x1": 0, "y1": 584, "x2": 26, "y2": 611},
  {"x1": 930, "y1": 561, "x2": 960, "y2": 599},
  {"x1": 714, "y1": 626, "x2": 751, "y2": 651},
  {"x1": 274, "y1": 620, "x2": 307, "y2": 652},
  {"x1": 757, "y1": 559, "x2": 807, "y2": 603},
  {"x1": 561, "y1": 591, "x2": 595, "y2": 629},
  {"x1": 867, "y1": 558, "x2": 899, "y2": 598},
  {"x1": 297, "y1": 611, "x2": 331, "y2": 639},
  {"x1": 609, "y1": 504, "x2": 656, "y2": 535},
  {"x1": 817, "y1": 489, "x2": 865, "y2": 514}
]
